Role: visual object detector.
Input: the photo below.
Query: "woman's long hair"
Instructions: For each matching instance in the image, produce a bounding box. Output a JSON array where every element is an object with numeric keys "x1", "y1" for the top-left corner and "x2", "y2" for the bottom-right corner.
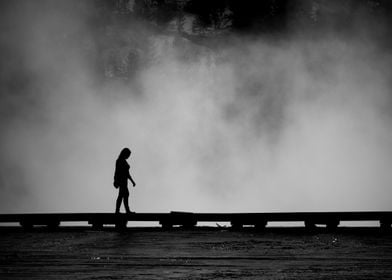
[{"x1": 118, "y1": 148, "x2": 131, "y2": 160}]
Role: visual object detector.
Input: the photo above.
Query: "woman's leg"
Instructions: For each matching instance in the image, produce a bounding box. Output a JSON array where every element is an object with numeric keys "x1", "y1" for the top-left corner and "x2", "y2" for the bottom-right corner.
[
  {"x1": 115, "y1": 192, "x2": 122, "y2": 213},
  {"x1": 124, "y1": 192, "x2": 131, "y2": 213}
]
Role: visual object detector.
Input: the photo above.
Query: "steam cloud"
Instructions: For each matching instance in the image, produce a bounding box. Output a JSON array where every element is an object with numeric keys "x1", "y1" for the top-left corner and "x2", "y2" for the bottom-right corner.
[{"x1": 1, "y1": 0, "x2": 391, "y2": 214}]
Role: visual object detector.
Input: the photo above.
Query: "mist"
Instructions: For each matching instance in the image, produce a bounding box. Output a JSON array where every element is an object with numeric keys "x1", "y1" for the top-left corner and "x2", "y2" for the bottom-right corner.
[{"x1": 1, "y1": 0, "x2": 392, "y2": 214}]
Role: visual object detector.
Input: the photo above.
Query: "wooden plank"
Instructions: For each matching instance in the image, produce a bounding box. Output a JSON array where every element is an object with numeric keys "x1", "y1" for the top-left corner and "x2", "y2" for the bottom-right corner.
[{"x1": 0, "y1": 212, "x2": 391, "y2": 229}]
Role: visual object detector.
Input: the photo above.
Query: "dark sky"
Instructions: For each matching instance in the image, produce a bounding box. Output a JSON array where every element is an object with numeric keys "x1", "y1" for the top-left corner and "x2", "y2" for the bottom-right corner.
[{"x1": 1, "y1": 0, "x2": 392, "y2": 213}]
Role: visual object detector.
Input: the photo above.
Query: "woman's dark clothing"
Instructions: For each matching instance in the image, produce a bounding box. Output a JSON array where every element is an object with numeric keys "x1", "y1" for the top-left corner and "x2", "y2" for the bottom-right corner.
[
  {"x1": 114, "y1": 158, "x2": 131, "y2": 213},
  {"x1": 114, "y1": 158, "x2": 130, "y2": 188}
]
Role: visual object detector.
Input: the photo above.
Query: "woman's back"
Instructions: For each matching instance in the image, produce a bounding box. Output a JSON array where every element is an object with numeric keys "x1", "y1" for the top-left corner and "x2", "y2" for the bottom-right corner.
[{"x1": 114, "y1": 158, "x2": 129, "y2": 187}]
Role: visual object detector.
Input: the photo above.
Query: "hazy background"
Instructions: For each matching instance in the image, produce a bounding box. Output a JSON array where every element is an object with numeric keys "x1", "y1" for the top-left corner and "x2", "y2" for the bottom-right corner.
[{"x1": 1, "y1": 0, "x2": 392, "y2": 214}]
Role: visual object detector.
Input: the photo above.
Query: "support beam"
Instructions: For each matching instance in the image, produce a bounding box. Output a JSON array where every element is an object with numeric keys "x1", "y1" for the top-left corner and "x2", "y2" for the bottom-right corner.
[
  {"x1": 160, "y1": 222, "x2": 173, "y2": 229},
  {"x1": 254, "y1": 221, "x2": 267, "y2": 230},
  {"x1": 91, "y1": 223, "x2": 103, "y2": 230},
  {"x1": 305, "y1": 220, "x2": 316, "y2": 230},
  {"x1": 20, "y1": 221, "x2": 33, "y2": 230},
  {"x1": 380, "y1": 219, "x2": 391, "y2": 230},
  {"x1": 47, "y1": 220, "x2": 60, "y2": 230},
  {"x1": 231, "y1": 221, "x2": 243, "y2": 229}
]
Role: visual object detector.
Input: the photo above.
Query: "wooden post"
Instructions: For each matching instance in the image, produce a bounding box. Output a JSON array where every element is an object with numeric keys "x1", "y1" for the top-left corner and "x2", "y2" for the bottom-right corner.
[
  {"x1": 47, "y1": 220, "x2": 60, "y2": 230},
  {"x1": 115, "y1": 221, "x2": 127, "y2": 229},
  {"x1": 115, "y1": 216, "x2": 128, "y2": 229},
  {"x1": 305, "y1": 220, "x2": 316, "y2": 230},
  {"x1": 91, "y1": 223, "x2": 103, "y2": 230},
  {"x1": 181, "y1": 221, "x2": 197, "y2": 229},
  {"x1": 326, "y1": 219, "x2": 340, "y2": 231},
  {"x1": 254, "y1": 220, "x2": 267, "y2": 230},
  {"x1": 160, "y1": 222, "x2": 173, "y2": 229},
  {"x1": 231, "y1": 221, "x2": 243, "y2": 229},
  {"x1": 20, "y1": 221, "x2": 33, "y2": 230},
  {"x1": 380, "y1": 219, "x2": 391, "y2": 231}
]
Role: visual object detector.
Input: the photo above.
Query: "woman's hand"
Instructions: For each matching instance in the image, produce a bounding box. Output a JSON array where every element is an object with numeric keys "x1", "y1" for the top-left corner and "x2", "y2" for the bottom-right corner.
[{"x1": 129, "y1": 175, "x2": 136, "y2": 187}]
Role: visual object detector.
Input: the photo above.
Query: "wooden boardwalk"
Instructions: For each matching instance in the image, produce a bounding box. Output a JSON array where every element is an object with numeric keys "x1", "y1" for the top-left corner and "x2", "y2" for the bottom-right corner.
[{"x1": 0, "y1": 211, "x2": 391, "y2": 230}]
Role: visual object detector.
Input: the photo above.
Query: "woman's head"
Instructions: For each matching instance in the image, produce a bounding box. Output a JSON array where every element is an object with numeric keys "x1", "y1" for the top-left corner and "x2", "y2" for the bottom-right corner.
[{"x1": 119, "y1": 147, "x2": 131, "y2": 159}]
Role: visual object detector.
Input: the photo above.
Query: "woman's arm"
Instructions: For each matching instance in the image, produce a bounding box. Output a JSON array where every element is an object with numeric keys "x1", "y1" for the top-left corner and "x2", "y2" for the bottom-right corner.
[{"x1": 128, "y1": 174, "x2": 136, "y2": 187}]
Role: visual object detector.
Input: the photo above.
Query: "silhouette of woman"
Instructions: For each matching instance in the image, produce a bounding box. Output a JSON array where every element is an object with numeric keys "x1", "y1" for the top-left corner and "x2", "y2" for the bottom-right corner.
[{"x1": 114, "y1": 148, "x2": 136, "y2": 214}]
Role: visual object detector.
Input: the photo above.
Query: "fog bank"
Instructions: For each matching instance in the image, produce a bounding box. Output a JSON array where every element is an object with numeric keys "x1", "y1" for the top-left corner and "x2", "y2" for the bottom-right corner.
[{"x1": 0, "y1": 0, "x2": 391, "y2": 213}]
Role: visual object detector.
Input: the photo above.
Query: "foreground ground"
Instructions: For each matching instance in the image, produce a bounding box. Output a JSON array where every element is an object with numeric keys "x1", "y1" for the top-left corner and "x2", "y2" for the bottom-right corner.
[{"x1": 0, "y1": 227, "x2": 391, "y2": 279}]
